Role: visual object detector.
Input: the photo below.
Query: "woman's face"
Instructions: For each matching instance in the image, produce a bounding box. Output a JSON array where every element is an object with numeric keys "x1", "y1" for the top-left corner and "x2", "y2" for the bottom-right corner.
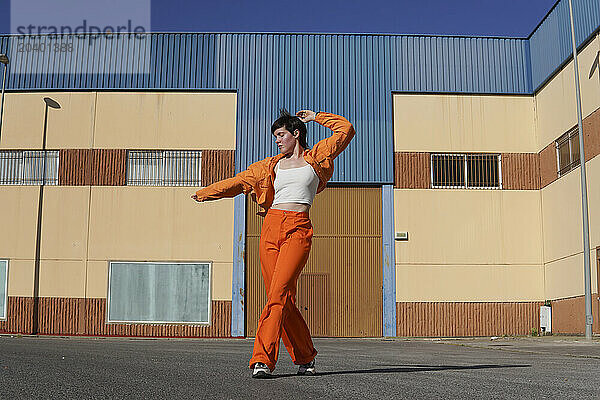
[{"x1": 273, "y1": 127, "x2": 298, "y2": 155}]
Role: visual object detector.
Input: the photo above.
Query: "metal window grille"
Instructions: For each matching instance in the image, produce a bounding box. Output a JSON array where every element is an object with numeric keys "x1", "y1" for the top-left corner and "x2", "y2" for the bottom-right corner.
[
  {"x1": 0, "y1": 150, "x2": 59, "y2": 185},
  {"x1": 556, "y1": 127, "x2": 580, "y2": 177},
  {"x1": 431, "y1": 153, "x2": 501, "y2": 189},
  {"x1": 127, "y1": 150, "x2": 202, "y2": 186}
]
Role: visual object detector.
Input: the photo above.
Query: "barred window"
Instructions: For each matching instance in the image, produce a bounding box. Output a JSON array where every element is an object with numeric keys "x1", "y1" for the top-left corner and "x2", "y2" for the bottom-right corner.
[
  {"x1": 0, "y1": 150, "x2": 59, "y2": 185},
  {"x1": 127, "y1": 150, "x2": 202, "y2": 186},
  {"x1": 431, "y1": 153, "x2": 501, "y2": 189},
  {"x1": 556, "y1": 128, "x2": 580, "y2": 177}
]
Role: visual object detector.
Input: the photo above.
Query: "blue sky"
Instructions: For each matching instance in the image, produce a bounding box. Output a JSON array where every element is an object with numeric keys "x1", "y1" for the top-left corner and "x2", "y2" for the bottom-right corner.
[
  {"x1": 1, "y1": 0, "x2": 558, "y2": 37},
  {"x1": 149, "y1": 0, "x2": 558, "y2": 37}
]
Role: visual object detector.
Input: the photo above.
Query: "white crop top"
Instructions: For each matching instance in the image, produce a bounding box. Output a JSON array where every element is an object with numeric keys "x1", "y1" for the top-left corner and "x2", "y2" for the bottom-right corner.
[{"x1": 272, "y1": 161, "x2": 319, "y2": 206}]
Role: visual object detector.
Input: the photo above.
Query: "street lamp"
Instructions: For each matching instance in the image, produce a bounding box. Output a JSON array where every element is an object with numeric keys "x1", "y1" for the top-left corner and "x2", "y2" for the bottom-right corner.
[
  {"x1": 0, "y1": 53, "x2": 9, "y2": 144},
  {"x1": 32, "y1": 96, "x2": 61, "y2": 335},
  {"x1": 567, "y1": 0, "x2": 593, "y2": 340}
]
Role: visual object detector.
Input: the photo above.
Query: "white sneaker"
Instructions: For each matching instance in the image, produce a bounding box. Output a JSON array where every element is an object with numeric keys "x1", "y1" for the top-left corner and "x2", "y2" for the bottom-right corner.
[
  {"x1": 297, "y1": 359, "x2": 316, "y2": 376},
  {"x1": 252, "y1": 362, "x2": 271, "y2": 379}
]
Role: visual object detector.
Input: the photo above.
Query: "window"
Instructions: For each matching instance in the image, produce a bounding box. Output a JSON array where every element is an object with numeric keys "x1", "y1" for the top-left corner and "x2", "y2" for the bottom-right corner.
[
  {"x1": 127, "y1": 150, "x2": 202, "y2": 186},
  {"x1": 431, "y1": 153, "x2": 501, "y2": 189},
  {"x1": 0, "y1": 260, "x2": 7, "y2": 320},
  {"x1": 107, "y1": 262, "x2": 211, "y2": 324},
  {"x1": 556, "y1": 127, "x2": 580, "y2": 176},
  {"x1": 0, "y1": 151, "x2": 59, "y2": 185}
]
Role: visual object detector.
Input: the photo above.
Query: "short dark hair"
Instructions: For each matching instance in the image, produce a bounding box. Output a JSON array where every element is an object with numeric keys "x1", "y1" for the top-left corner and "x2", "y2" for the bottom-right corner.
[{"x1": 271, "y1": 108, "x2": 308, "y2": 149}]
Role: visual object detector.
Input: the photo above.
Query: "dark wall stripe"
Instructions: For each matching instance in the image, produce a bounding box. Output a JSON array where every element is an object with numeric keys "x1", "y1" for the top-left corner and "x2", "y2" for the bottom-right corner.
[
  {"x1": 501, "y1": 153, "x2": 540, "y2": 190},
  {"x1": 539, "y1": 143, "x2": 557, "y2": 188},
  {"x1": 582, "y1": 107, "x2": 600, "y2": 163},
  {"x1": 0, "y1": 297, "x2": 232, "y2": 337},
  {"x1": 201, "y1": 150, "x2": 235, "y2": 187},
  {"x1": 58, "y1": 149, "x2": 92, "y2": 186},
  {"x1": 396, "y1": 301, "x2": 543, "y2": 337},
  {"x1": 394, "y1": 152, "x2": 430, "y2": 189},
  {"x1": 58, "y1": 149, "x2": 127, "y2": 186},
  {"x1": 92, "y1": 149, "x2": 127, "y2": 186},
  {"x1": 0, "y1": 297, "x2": 34, "y2": 334},
  {"x1": 550, "y1": 295, "x2": 600, "y2": 335}
]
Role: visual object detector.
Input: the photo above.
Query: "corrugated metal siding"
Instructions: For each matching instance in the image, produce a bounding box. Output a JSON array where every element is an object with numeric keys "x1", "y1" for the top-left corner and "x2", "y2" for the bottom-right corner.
[
  {"x1": 501, "y1": 153, "x2": 541, "y2": 190},
  {"x1": 0, "y1": 297, "x2": 34, "y2": 334},
  {"x1": 246, "y1": 187, "x2": 382, "y2": 337},
  {"x1": 394, "y1": 152, "x2": 430, "y2": 189},
  {"x1": 297, "y1": 273, "x2": 329, "y2": 337},
  {"x1": 530, "y1": 0, "x2": 600, "y2": 91},
  {"x1": 93, "y1": 149, "x2": 127, "y2": 186},
  {"x1": 201, "y1": 149, "x2": 235, "y2": 186},
  {"x1": 551, "y1": 295, "x2": 600, "y2": 334},
  {"x1": 59, "y1": 149, "x2": 91, "y2": 185},
  {"x1": 0, "y1": 33, "x2": 532, "y2": 185},
  {"x1": 28, "y1": 298, "x2": 232, "y2": 337},
  {"x1": 396, "y1": 301, "x2": 543, "y2": 337},
  {"x1": 58, "y1": 149, "x2": 127, "y2": 186},
  {"x1": 582, "y1": 106, "x2": 600, "y2": 162},
  {"x1": 539, "y1": 143, "x2": 558, "y2": 188}
]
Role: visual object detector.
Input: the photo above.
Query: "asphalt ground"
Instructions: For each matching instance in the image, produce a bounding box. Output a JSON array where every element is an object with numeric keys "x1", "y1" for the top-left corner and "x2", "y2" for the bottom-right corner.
[{"x1": 0, "y1": 335, "x2": 599, "y2": 399}]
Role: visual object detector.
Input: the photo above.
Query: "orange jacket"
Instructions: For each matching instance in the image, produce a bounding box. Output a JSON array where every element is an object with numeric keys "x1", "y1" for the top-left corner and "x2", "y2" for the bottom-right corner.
[{"x1": 195, "y1": 112, "x2": 355, "y2": 214}]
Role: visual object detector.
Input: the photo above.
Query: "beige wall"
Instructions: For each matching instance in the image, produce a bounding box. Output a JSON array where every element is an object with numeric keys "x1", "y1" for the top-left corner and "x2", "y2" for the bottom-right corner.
[
  {"x1": 394, "y1": 190, "x2": 543, "y2": 265},
  {"x1": 396, "y1": 265, "x2": 544, "y2": 302},
  {"x1": 93, "y1": 92, "x2": 236, "y2": 149},
  {"x1": 0, "y1": 187, "x2": 39, "y2": 260},
  {"x1": 394, "y1": 189, "x2": 544, "y2": 302},
  {"x1": 87, "y1": 187, "x2": 233, "y2": 262},
  {"x1": 41, "y1": 187, "x2": 90, "y2": 260},
  {"x1": 393, "y1": 94, "x2": 536, "y2": 153},
  {"x1": 0, "y1": 92, "x2": 96, "y2": 149},
  {"x1": 6, "y1": 260, "x2": 35, "y2": 297},
  {"x1": 535, "y1": 34, "x2": 600, "y2": 149},
  {"x1": 0, "y1": 91, "x2": 237, "y2": 150},
  {"x1": 544, "y1": 253, "x2": 597, "y2": 301},
  {"x1": 39, "y1": 260, "x2": 86, "y2": 298},
  {"x1": 541, "y1": 155, "x2": 600, "y2": 299}
]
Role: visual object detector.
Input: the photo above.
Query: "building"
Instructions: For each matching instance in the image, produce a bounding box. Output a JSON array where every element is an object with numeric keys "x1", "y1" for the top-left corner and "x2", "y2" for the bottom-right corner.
[{"x1": 0, "y1": 0, "x2": 599, "y2": 338}]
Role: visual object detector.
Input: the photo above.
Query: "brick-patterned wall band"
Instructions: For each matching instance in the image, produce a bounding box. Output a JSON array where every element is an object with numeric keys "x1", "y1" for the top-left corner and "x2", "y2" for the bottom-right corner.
[
  {"x1": 396, "y1": 301, "x2": 543, "y2": 337},
  {"x1": 501, "y1": 153, "x2": 541, "y2": 190},
  {"x1": 0, "y1": 297, "x2": 232, "y2": 337},
  {"x1": 201, "y1": 150, "x2": 235, "y2": 187},
  {"x1": 394, "y1": 152, "x2": 430, "y2": 189},
  {"x1": 58, "y1": 149, "x2": 234, "y2": 186},
  {"x1": 59, "y1": 149, "x2": 127, "y2": 186}
]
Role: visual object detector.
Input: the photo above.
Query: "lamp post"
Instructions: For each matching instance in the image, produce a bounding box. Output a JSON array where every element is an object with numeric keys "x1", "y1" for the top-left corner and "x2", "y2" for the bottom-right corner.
[
  {"x1": 0, "y1": 53, "x2": 9, "y2": 144},
  {"x1": 567, "y1": 0, "x2": 593, "y2": 340},
  {"x1": 31, "y1": 97, "x2": 61, "y2": 335}
]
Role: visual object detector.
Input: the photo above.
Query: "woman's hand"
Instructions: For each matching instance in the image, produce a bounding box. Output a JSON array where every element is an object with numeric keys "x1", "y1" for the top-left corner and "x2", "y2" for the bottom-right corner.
[{"x1": 296, "y1": 109, "x2": 316, "y2": 123}]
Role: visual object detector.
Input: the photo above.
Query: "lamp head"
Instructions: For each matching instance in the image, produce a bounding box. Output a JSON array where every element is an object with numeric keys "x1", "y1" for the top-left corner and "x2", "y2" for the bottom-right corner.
[
  {"x1": 43, "y1": 97, "x2": 61, "y2": 109},
  {"x1": 0, "y1": 54, "x2": 9, "y2": 65}
]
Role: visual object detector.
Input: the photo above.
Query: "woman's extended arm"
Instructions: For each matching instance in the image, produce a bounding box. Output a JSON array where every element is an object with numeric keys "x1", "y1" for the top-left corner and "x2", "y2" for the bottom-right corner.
[{"x1": 191, "y1": 167, "x2": 257, "y2": 202}]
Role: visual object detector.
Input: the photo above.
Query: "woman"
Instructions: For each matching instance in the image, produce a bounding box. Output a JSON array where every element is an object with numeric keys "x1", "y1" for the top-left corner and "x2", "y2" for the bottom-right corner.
[{"x1": 192, "y1": 109, "x2": 355, "y2": 378}]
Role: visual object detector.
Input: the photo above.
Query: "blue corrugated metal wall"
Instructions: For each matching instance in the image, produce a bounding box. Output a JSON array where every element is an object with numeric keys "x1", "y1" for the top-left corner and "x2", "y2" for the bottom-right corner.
[
  {"x1": 530, "y1": 0, "x2": 600, "y2": 91},
  {"x1": 0, "y1": 33, "x2": 531, "y2": 182}
]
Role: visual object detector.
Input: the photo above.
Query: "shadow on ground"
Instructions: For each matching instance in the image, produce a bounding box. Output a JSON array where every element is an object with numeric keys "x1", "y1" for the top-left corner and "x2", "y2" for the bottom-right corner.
[{"x1": 269, "y1": 363, "x2": 531, "y2": 379}]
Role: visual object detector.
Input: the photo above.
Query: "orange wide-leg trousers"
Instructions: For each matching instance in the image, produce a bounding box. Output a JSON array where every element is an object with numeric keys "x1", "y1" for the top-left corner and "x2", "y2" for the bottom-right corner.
[{"x1": 249, "y1": 209, "x2": 318, "y2": 371}]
